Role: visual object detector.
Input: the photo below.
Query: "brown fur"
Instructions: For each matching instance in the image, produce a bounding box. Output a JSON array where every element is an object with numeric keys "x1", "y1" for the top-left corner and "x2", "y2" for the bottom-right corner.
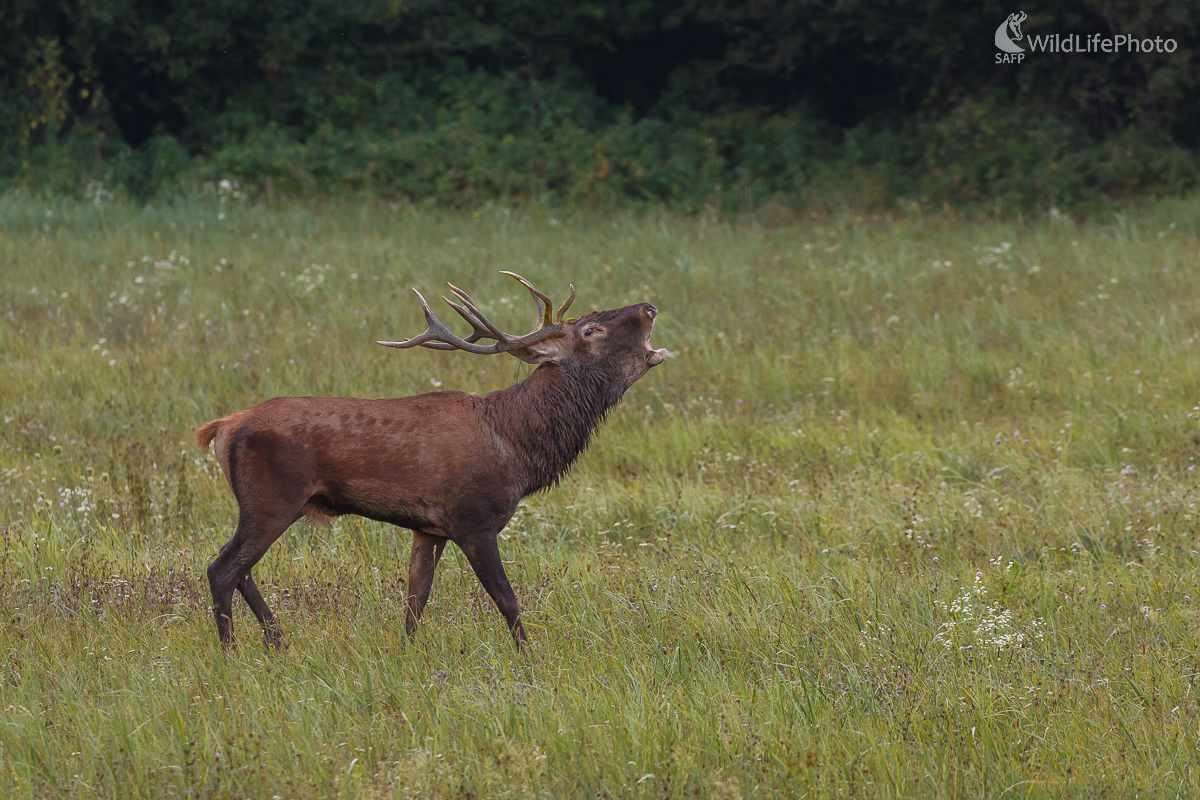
[{"x1": 198, "y1": 301, "x2": 667, "y2": 651}]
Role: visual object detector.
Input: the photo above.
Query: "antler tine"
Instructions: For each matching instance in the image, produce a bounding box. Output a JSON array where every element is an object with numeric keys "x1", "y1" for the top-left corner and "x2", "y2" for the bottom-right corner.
[
  {"x1": 499, "y1": 271, "x2": 553, "y2": 328},
  {"x1": 442, "y1": 297, "x2": 497, "y2": 343},
  {"x1": 377, "y1": 288, "x2": 503, "y2": 354},
  {"x1": 555, "y1": 284, "x2": 576, "y2": 322},
  {"x1": 446, "y1": 282, "x2": 515, "y2": 344},
  {"x1": 447, "y1": 277, "x2": 571, "y2": 346},
  {"x1": 375, "y1": 288, "x2": 439, "y2": 349}
]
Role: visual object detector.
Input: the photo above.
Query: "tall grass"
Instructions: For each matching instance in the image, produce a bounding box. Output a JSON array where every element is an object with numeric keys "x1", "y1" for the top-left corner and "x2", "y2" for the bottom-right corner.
[{"x1": 2, "y1": 193, "x2": 1199, "y2": 797}]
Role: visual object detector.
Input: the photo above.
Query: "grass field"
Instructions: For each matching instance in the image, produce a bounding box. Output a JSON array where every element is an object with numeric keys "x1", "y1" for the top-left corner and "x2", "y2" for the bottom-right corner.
[{"x1": 2, "y1": 193, "x2": 1200, "y2": 798}]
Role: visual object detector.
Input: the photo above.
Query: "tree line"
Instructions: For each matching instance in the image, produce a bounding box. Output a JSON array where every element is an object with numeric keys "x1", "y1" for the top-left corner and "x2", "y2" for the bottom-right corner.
[{"x1": 3, "y1": 0, "x2": 1197, "y2": 209}]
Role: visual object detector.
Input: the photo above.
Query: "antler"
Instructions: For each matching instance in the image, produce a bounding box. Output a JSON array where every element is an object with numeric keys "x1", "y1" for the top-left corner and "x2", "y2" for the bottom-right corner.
[{"x1": 377, "y1": 272, "x2": 574, "y2": 355}]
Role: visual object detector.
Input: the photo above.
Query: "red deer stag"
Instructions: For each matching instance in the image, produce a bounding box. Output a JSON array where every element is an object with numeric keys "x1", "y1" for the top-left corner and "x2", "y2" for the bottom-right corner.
[{"x1": 196, "y1": 272, "x2": 667, "y2": 650}]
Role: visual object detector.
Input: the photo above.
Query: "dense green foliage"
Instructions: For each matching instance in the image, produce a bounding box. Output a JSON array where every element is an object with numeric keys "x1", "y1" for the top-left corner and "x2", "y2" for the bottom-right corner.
[
  {"x1": 3, "y1": 1, "x2": 1199, "y2": 209},
  {"x1": 2, "y1": 196, "x2": 1200, "y2": 796}
]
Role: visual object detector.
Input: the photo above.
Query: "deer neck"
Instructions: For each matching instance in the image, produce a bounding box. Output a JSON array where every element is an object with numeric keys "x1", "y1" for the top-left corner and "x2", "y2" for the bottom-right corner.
[{"x1": 485, "y1": 361, "x2": 626, "y2": 495}]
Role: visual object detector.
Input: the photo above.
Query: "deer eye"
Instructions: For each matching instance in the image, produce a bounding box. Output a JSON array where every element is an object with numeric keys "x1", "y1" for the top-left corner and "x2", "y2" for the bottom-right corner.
[{"x1": 584, "y1": 326, "x2": 603, "y2": 337}]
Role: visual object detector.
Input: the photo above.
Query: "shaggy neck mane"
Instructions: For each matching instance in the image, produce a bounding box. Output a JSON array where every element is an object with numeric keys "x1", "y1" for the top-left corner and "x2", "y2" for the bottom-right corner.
[{"x1": 484, "y1": 360, "x2": 627, "y2": 495}]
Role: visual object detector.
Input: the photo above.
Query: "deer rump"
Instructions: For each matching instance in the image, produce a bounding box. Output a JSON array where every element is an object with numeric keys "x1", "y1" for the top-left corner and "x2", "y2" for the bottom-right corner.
[{"x1": 196, "y1": 272, "x2": 666, "y2": 652}]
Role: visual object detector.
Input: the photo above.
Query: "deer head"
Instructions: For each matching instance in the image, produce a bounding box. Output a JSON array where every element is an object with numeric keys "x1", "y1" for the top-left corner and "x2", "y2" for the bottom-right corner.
[
  {"x1": 378, "y1": 271, "x2": 668, "y2": 385},
  {"x1": 1008, "y1": 11, "x2": 1027, "y2": 39}
]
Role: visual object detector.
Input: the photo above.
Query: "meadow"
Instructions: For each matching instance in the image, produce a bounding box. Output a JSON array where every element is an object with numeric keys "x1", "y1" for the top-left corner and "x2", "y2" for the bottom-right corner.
[{"x1": 1, "y1": 191, "x2": 1199, "y2": 798}]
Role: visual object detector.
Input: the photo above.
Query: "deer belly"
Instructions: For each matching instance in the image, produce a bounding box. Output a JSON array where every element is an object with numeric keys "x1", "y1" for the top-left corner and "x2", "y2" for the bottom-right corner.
[{"x1": 306, "y1": 447, "x2": 463, "y2": 528}]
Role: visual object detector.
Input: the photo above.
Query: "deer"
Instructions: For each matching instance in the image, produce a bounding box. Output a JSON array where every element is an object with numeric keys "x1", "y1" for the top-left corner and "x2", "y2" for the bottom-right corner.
[{"x1": 195, "y1": 272, "x2": 667, "y2": 650}]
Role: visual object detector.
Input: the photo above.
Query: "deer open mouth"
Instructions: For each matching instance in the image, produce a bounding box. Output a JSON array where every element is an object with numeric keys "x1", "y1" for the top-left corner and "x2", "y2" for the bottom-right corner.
[{"x1": 644, "y1": 306, "x2": 667, "y2": 366}]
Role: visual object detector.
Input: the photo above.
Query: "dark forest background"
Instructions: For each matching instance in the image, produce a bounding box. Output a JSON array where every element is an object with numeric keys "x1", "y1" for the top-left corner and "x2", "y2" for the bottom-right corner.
[{"x1": 3, "y1": 0, "x2": 1198, "y2": 211}]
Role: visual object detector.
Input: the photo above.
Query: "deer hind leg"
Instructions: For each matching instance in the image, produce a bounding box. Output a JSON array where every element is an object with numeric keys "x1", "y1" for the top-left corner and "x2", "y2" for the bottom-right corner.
[
  {"x1": 207, "y1": 434, "x2": 309, "y2": 648},
  {"x1": 237, "y1": 572, "x2": 283, "y2": 649},
  {"x1": 207, "y1": 510, "x2": 295, "y2": 649},
  {"x1": 405, "y1": 530, "x2": 447, "y2": 637},
  {"x1": 460, "y1": 535, "x2": 527, "y2": 649},
  {"x1": 208, "y1": 526, "x2": 249, "y2": 648}
]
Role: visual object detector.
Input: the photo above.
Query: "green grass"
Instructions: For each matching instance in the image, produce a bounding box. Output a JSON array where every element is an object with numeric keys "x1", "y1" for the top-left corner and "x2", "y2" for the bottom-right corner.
[{"x1": 2, "y1": 192, "x2": 1200, "y2": 798}]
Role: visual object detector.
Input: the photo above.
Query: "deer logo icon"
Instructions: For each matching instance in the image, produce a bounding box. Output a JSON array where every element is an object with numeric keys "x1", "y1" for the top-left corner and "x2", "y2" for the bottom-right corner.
[{"x1": 995, "y1": 11, "x2": 1028, "y2": 53}]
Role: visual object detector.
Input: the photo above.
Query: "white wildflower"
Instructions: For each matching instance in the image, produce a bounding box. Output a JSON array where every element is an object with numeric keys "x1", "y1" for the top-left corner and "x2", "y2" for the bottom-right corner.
[{"x1": 934, "y1": 573, "x2": 1044, "y2": 654}]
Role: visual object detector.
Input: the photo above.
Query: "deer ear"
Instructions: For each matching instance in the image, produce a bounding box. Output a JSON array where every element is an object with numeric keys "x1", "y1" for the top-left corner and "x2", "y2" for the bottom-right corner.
[{"x1": 507, "y1": 336, "x2": 570, "y2": 365}]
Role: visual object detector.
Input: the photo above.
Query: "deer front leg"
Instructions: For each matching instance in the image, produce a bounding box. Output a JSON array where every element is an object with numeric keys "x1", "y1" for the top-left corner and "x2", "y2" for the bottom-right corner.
[
  {"x1": 405, "y1": 530, "x2": 447, "y2": 637},
  {"x1": 460, "y1": 535, "x2": 527, "y2": 649}
]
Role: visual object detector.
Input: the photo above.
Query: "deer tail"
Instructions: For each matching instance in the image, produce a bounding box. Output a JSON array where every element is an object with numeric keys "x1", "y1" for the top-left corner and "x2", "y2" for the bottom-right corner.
[{"x1": 195, "y1": 419, "x2": 224, "y2": 451}]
